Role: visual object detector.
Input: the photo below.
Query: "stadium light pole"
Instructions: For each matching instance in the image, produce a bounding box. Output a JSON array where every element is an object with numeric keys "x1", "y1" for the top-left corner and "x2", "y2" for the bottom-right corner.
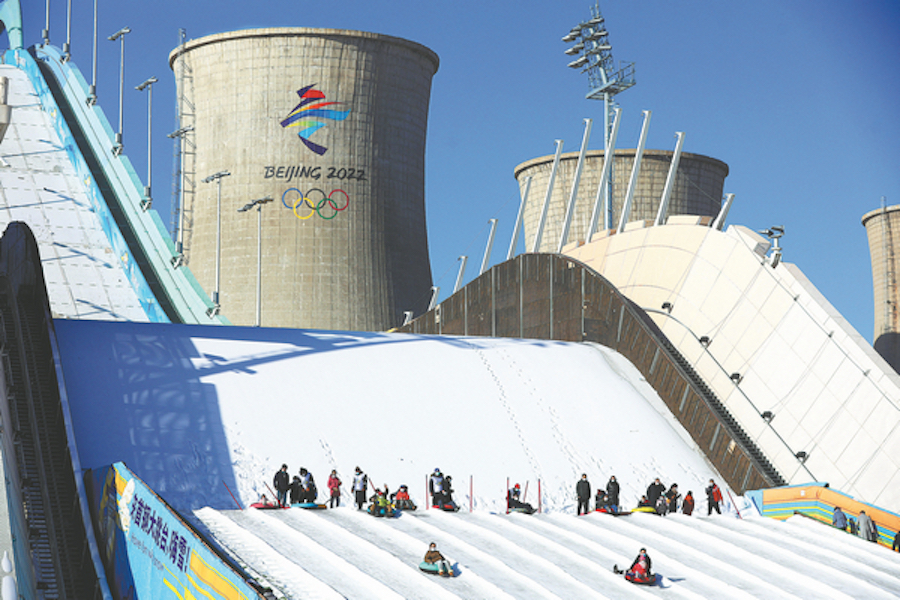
[
  {"x1": 238, "y1": 197, "x2": 273, "y2": 326},
  {"x1": 167, "y1": 124, "x2": 194, "y2": 265},
  {"x1": 108, "y1": 26, "x2": 131, "y2": 156},
  {"x1": 136, "y1": 77, "x2": 157, "y2": 210},
  {"x1": 87, "y1": 0, "x2": 98, "y2": 104},
  {"x1": 62, "y1": 0, "x2": 72, "y2": 60},
  {"x1": 42, "y1": 0, "x2": 49, "y2": 46},
  {"x1": 203, "y1": 170, "x2": 231, "y2": 316}
]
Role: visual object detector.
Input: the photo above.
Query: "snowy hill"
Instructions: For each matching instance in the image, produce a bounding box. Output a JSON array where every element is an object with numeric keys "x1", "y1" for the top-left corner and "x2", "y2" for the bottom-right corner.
[{"x1": 51, "y1": 321, "x2": 900, "y2": 598}]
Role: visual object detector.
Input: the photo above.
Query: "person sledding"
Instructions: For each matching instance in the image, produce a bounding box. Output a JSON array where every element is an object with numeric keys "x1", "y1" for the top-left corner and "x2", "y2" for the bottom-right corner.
[
  {"x1": 368, "y1": 489, "x2": 393, "y2": 517},
  {"x1": 507, "y1": 483, "x2": 535, "y2": 514},
  {"x1": 391, "y1": 484, "x2": 417, "y2": 511},
  {"x1": 615, "y1": 547, "x2": 654, "y2": 585},
  {"x1": 420, "y1": 542, "x2": 453, "y2": 577}
]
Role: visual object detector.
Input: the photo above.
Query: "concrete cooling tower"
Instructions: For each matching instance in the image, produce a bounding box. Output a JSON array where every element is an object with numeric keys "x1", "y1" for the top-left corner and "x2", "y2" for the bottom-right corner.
[
  {"x1": 515, "y1": 149, "x2": 728, "y2": 252},
  {"x1": 862, "y1": 204, "x2": 900, "y2": 372},
  {"x1": 169, "y1": 28, "x2": 438, "y2": 330}
]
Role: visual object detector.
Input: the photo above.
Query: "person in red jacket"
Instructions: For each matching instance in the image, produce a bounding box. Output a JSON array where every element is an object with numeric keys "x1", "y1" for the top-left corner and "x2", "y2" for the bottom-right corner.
[
  {"x1": 327, "y1": 470, "x2": 342, "y2": 508},
  {"x1": 706, "y1": 479, "x2": 723, "y2": 515},
  {"x1": 682, "y1": 491, "x2": 695, "y2": 515}
]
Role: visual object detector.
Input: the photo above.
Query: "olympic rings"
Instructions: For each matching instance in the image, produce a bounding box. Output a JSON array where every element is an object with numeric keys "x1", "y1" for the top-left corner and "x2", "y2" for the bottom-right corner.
[{"x1": 281, "y1": 188, "x2": 350, "y2": 221}]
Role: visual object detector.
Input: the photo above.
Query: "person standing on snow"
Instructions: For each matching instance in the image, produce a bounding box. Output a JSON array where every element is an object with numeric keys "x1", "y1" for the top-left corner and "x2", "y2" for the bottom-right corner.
[
  {"x1": 857, "y1": 510, "x2": 877, "y2": 542},
  {"x1": 665, "y1": 483, "x2": 680, "y2": 514},
  {"x1": 352, "y1": 467, "x2": 368, "y2": 510},
  {"x1": 327, "y1": 470, "x2": 342, "y2": 508},
  {"x1": 706, "y1": 479, "x2": 723, "y2": 515},
  {"x1": 606, "y1": 476, "x2": 620, "y2": 513},
  {"x1": 429, "y1": 469, "x2": 445, "y2": 507},
  {"x1": 273, "y1": 464, "x2": 289, "y2": 507},
  {"x1": 576, "y1": 474, "x2": 591, "y2": 515},
  {"x1": 682, "y1": 491, "x2": 695, "y2": 515},
  {"x1": 647, "y1": 478, "x2": 666, "y2": 506},
  {"x1": 832, "y1": 506, "x2": 847, "y2": 530}
]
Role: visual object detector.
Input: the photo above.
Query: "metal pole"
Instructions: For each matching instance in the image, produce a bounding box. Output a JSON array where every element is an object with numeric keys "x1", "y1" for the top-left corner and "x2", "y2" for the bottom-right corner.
[
  {"x1": 617, "y1": 110, "x2": 651, "y2": 233},
  {"x1": 256, "y1": 203, "x2": 263, "y2": 326},
  {"x1": 87, "y1": 0, "x2": 97, "y2": 104},
  {"x1": 42, "y1": 0, "x2": 50, "y2": 46},
  {"x1": 62, "y1": 0, "x2": 72, "y2": 60},
  {"x1": 137, "y1": 77, "x2": 158, "y2": 210},
  {"x1": 480, "y1": 219, "x2": 498, "y2": 275},
  {"x1": 654, "y1": 131, "x2": 685, "y2": 226},
  {"x1": 532, "y1": 140, "x2": 564, "y2": 253},
  {"x1": 558, "y1": 118, "x2": 592, "y2": 253},
  {"x1": 711, "y1": 193, "x2": 735, "y2": 231},
  {"x1": 453, "y1": 256, "x2": 468, "y2": 294},
  {"x1": 203, "y1": 171, "x2": 230, "y2": 315},
  {"x1": 586, "y1": 107, "x2": 621, "y2": 242},
  {"x1": 109, "y1": 27, "x2": 131, "y2": 155},
  {"x1": 507, "y1": 176, "x2": 531, "y2": 260}
]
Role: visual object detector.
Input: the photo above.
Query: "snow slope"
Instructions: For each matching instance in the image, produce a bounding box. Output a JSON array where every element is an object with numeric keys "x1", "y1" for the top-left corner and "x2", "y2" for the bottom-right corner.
[
  {"x1": 195, "y1": 508, "x2": 900, "y2": 599},
  {"x1": 51, "y1": 321, "x2": 900, "y2": 598}
]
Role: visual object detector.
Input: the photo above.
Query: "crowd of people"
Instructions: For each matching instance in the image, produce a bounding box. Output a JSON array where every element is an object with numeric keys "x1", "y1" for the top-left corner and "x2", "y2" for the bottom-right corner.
[{"x1": 568, "y1": 474, "x2": 720, "y2": 517}]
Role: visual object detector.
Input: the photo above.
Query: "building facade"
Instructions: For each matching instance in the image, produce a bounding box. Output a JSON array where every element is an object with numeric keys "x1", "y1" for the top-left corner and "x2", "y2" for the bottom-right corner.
[{"x1": 169, "y1": 28, "x2": 439, "y2": 330}]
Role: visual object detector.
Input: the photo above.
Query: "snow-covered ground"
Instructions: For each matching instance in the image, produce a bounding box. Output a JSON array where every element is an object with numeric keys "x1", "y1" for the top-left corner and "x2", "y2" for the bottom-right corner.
[
  {"x1": 52, "y1": 321, "x2": 900, "y2": 598},
  {"x1": 196, "y1": 508, "x2": 900, "y2": 599}
]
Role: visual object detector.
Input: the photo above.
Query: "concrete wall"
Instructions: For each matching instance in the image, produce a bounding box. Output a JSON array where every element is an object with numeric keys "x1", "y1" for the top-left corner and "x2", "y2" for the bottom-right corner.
[
  {"x1": 515, "y1": 149, "x2": 728, "y2": 253},
  {"x1": 862, "y1": 205, "x2": 900, "y2": 373},
  {"x1": 566, "y1": 221, "x2": 900, "y2": 513},
  {"x1": 169, "y1": 28, "x2": 438, "y2": 330}
]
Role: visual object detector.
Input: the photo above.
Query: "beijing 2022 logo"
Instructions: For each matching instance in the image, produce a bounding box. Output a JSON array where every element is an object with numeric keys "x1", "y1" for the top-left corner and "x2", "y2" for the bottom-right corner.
[{"x1": 279, "y1": 84, "x2": 350, "y2": 155}]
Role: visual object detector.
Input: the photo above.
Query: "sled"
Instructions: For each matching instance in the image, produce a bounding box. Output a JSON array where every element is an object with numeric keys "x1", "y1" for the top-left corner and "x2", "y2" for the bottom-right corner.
[
  {"x1": 395, "y1": 500, "x2": 417, "y2": 511},
  {"x1": 596, "y1": 508, "x2": 631, "y2": 516},
  {"x1": 431, "y1": 502, "x2": 460, "y2": 512},
  {"x1": 249, "y1": 502, "x2": 285, "y2": 510},
  {"x1": 613, "y1": 565, "x2": 656, "y2": 585},
  {"x1": 292, "y1": 502, "x2": 328, "y2": 510},
  {"x1": 508, "y1": 506, "x2": 535, "y2": 515},
  {"x1": 419, "y1": 561, "x2": 456, "y2": 577},
  {"x1": 632, "y1": 506, "x2": 658, "y2": 514}
]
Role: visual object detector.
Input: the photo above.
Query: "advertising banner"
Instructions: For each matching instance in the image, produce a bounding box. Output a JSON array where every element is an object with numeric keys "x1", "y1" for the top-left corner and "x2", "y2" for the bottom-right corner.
[{"x1": 85, "y1": 462, "x2": 262, "y2": 600}]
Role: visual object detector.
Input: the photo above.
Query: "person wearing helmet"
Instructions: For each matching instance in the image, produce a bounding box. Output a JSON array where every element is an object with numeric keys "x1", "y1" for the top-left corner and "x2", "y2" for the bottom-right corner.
[{"x1": 507, "y1": 482, "x2": 535, "y2": 514}]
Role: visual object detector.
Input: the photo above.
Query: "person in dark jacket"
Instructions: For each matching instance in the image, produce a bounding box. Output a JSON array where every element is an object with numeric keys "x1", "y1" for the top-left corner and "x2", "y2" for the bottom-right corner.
[
  {"x1": 893, "y1": 529, "x2": 899, "y2": 551},
  {"x1": 647, "y1": 478, "x2": 666, "y2": 506},
  {"x1": 832, "y1": 506, "x2": 847, "y2": 530},
  {"x1": 288, "y1": 475, "x2": 302, "y2": 504},
  {"x1": 637, "y1": 495, "x2": 652, "y2": 508},
  {"x1": 682, "y1": 491, "x2": 695, "y2": 515},
  {"x1": 595, "y1": 489, "x2": 609, "y2": 512},
  {"x1": 606, "y1": 476, "x2": 620, "y2": 513},
  {"x1": 576, "y1": 474, "x2": 591, "y2": 515},
  {"x1": 273, "y1": 464, "x2": 289, "y2": 507},
  {"x1": 706, "y1": 479, "x2": 722, "y2": 515},
  {"x1": 665, "y1": 484, "x2": 680, "y2": 514},
  {"x1": 507, "y1": 483, "x2": 535, "y2": 514}
]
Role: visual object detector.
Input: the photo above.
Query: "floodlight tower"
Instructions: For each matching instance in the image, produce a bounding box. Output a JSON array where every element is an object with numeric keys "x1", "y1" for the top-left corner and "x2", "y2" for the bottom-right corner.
[{"x1": 563, "y1": 3, "x2": 635, "y2": 229}]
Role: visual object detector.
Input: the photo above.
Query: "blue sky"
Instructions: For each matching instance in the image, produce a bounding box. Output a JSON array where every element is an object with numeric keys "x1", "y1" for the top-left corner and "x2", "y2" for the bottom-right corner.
[{"x1": 22, "y1": 0, "x2": 900, "y2": 341}]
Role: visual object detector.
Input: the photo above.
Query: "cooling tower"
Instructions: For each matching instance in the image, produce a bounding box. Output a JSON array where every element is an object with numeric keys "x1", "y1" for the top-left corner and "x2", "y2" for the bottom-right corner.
[
  {"x1": 862, "y1": 204, "x2": 900, "y2": 372},
  {"x1": 169, "y1": 28, "x2": 438, "y2": 330},
  {"x1": 515, "y1": 149, "x2": 728, "y2": 252}
]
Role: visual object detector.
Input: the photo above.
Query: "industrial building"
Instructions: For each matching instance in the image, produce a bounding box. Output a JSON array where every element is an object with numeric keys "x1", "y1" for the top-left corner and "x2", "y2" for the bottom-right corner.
[{"x1": 169, "y1": 28, "x2": 439, "y2": 330}]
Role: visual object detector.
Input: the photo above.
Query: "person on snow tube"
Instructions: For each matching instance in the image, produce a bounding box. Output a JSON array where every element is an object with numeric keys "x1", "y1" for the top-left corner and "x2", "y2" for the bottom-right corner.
[
  {"x1": 423, "y1": 542, "x2": 451, "y2": 576},
  {"x1": 507, "y1": 483, "x2": 535, "y2": 513},
  {"x1": 626, "y1": 547, "x2": 653, "y2": 583},
  {"x1": 369, "y1": 490, "x2": 391, "y2": 516},
  {"x1": 391, "y1": 484, "x2": 416, "y2": 510},
  {"x1": 595, "y1": 489, "x2": 610, "y2": 512}
]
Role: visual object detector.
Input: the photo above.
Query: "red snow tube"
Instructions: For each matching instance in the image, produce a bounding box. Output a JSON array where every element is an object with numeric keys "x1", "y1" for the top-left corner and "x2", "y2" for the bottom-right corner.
[{"x1": 625, "y1": 571, "x2": 655, "y2": 585}]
